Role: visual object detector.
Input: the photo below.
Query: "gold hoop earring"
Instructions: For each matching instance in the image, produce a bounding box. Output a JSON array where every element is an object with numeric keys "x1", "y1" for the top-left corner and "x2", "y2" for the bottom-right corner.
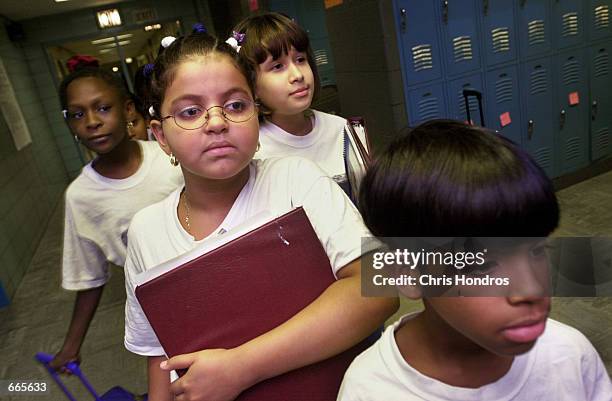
[
  {"x1": 73, "y1": 135, "x2": 80, "y2": 143},
  {"x1": 127, "y1": 121, "x2": 134, "y2": 130},
  {"x1": 169, "y1": 153, "x2": 179, "y2": 166}
]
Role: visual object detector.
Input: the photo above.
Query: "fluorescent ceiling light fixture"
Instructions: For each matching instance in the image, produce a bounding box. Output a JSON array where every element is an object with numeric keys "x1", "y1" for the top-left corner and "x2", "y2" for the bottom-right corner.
[
  {"x1": 125, "y1": 57, "x2": 133, "y2": 63},
  {"x1": 97, "y1": 9, "x2": 122, "y2": 28},
  {"x1": 91, "y1": 33, "x2": 132, "y2": 45},
  {"x1": 112, "y1": 67, "x2": 119, "y2": 72},
  {"x1": 144, "y1": 24, "x2": 162, "y2": 31},
  {"x1": 55, "y1": 0, "x2": 69, "y2": 2},
  {"x1": 99, "y1": 48, "x2": 114, "y2": 54},
  {"x1": 99, "y1": 40, "x2": 131, "y2": 49}
]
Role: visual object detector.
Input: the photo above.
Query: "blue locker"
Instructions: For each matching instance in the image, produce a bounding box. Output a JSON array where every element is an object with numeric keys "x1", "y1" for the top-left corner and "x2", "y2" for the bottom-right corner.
[
  {"x1": 521, "y1": 58, "x2": 556, "y2": 177},
  {"x1": 437, "y1": 0, "x2": 482, "y2": 76},
  {"x1": 447, "y1": 74, "x2": 486, "y2": 125},
  {"x1": 588, "y1": 0, "x2": 612, "y2": 41},
  {"x1": 554, "y1": 51, "x2": 590, "y2": 174},
  {"x1": 407, "y1": 83, "x2": 447, "y2": 126},
  {"x1": 481, "y1": 0, "x2": 518, "y2": 67},
  {"x1": 517, "y1": 0, "x2": 553, "y2": 59},
  {"x1": 553, "y1": 0, "x2": 586, "y2": 50},
  {"x1": 394, "y1": 0, "x2": 443, "y2": 86},
  {"x1": 589, "y1": 43, "x2": 612, "y2": 160},
  {"x1": 485, "y1": 66, "x2": 522, "y2": 145}
]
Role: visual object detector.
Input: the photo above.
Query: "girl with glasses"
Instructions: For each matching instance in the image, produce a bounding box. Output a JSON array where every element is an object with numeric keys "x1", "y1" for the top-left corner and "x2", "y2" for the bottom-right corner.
[{"x1": 123, "y1": 30, "x2": 397, "y2": 401}]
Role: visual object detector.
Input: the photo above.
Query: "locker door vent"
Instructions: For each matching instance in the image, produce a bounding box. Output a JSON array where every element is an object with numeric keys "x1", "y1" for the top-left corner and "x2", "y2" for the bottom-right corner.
[
  {"x1": 530, "y1": 68, "x2": 548, "y2": 95},
  {"x1": 453, "y1": 36, "x2": 474, "y2": 62},
  {"x1": 594, "y1": 51, "x2": 609, "y2": 77},
  {"x1": 495, "y1": 77, "x2": 513, "y2": 104},
  {"x1": 565, "y1": 137, "x2": 582, "y2": 160},
  {"x1": 534, "y1": 147, "x2": 553, "y2": 171},
  {"x1": 491, "y1": 27, "x2": 511, "y2": 53},
  {"x1": 412, "y1": 44, "x2": 434, "y2": 71},
  {"x1": 528, "y1": 20, "x2": 546, "y2": 46},
  {"x1": 562, "y1": 12, "x2": 579, "y2": 37},
  {"x1": 596, "y1": 127, "x2": 610, "y2": 150},
  {"x1": 314, "y1": 49, "x2": 329, "y2": 66},
  {"x1": 457, "y1": 87, "x2": 478, "y2": 115},
  {"x1": 595, "y1": 5, "x2": 610, "y2": 30},
  {"x1": 562, "y1": 59, "x2": 580, "y2": 85},
  {"x1": 417, "y1": 94, "x2": 440, "y2": 121}
]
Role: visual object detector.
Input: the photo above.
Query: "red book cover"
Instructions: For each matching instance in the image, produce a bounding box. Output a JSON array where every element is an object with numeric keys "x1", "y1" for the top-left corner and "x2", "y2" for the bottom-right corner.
[{"x1": 135, "y1": 207, "x2": 369, "y2": 401}]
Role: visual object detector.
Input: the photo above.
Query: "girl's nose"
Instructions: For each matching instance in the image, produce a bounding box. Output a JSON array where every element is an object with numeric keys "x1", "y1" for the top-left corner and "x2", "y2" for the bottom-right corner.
[
  {"x1": 204, "y1": 108, "x2": 229, "y2": 134},
  {"x1": 85, "y1": 111, "x2": 102, "y2": 129},
  {"x1": 288, "y1": 63, "x2": 304, "y2": 83}
]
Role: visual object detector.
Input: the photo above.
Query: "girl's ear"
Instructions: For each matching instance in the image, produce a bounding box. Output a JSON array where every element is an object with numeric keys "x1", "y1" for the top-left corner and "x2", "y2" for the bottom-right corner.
[
  {"x1": 124, "y1": 98, "x2": 136, "y2": 120},
  {"x1": 150, "y1": 120, "x2": 171, "y2": 156}
]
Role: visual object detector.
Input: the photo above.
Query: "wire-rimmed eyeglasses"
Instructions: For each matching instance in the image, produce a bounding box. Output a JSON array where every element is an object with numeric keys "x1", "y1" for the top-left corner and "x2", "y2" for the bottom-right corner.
[{"x1": 160, "y1": 99, "x2": 258, "y2": 130}]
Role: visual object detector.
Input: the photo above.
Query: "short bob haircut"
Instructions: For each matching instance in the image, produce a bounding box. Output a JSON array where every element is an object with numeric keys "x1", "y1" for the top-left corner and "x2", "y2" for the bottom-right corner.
[
  {"x1": 233, "y1": 12, "x2": 321, "y2": 110},
  {"x1": 359, "y1": 119, "x2": 559, "y2": 237},
  {"x1": 59, "y1": 67, "x2": 129, "y2": 110}
]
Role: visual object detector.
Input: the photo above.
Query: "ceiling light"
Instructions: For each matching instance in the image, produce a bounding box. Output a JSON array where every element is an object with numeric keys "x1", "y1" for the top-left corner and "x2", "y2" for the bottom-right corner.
[
  {"x1": 144, "y1": 24, "x2": 162, "y2": 31},
  {"x1": 112, "y1": 67, "x2": 119, "y2": 72},
  {"x1": 91, "y1": 33, "x2": 132, "y2": 45},
  {"x1": 97, "y1": 9, "x2": 122, "y2": 29},
  {"x1": 55, "y1": 0, "x2": 69, "y2": 2},
  {"x1": 125, "y1": 57, "x2": 133, "y2": 63}
]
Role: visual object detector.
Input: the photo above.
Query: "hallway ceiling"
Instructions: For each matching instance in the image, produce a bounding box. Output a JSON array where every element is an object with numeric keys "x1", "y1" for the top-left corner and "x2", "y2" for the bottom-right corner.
[{"x1": 0, "y1": 0, "x2": 131, "y2": 21}]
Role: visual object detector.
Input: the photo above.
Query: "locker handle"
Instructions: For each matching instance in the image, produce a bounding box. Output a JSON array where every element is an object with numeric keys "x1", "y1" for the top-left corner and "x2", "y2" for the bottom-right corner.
[
  {"x1": 443, "y1": 0, "x2": 449, "y2": 24},
  {"x1": 400, "y1": 8, "x2": 407, "y2": 33},
  {"x1": 528, "y1": 120, "x2": 534, "y2": 140},
  {"x1": 592, "y1": 100, "x2": 598, "y2": 121},
  {"x1": 483, "y1": 0, "x2": 489, "y2": 16},
  {"x1": 560, "y1": 109, "x2": 566, "y2": 130}
]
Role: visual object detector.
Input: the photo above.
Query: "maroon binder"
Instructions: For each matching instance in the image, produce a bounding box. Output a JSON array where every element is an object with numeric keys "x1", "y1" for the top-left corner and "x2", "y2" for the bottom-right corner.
[{"x1": 135, "y1": 207, "x2": 369, "y2": 401}]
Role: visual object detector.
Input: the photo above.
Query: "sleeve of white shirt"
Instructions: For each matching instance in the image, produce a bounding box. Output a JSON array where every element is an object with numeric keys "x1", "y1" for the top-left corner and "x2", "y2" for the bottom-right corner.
[
  {"x1": 61, "y1": 196, "x2": 109, "y2": 291},
  {"x1": 583, "y1": 338, "x2": 612, "y2": 401},
  {"x1": 123, "y1": 216, "x2": 165, "y2": 356},
  {"x1": 291, "y1": 158, "x2": 381, "y2": 277}
]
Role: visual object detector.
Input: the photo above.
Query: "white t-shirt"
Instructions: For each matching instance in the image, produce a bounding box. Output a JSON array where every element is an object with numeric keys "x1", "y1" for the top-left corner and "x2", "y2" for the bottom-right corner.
[
  {"x1": 62, "y1": 141, "x2": 183, "y2": 291},
  {"x1": 257, "y1": 110, "x2": 347, "y2": 183},
  {"x1": 124, "y1": 156, "x2": 378, "y2": 356},
  {"x1": 338, "y1": 314, "x2": 612, "y2": 401}
]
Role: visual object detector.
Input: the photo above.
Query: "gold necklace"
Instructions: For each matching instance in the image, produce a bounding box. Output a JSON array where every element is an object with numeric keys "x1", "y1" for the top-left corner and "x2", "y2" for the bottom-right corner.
[{"x1": 183, "y1": 191, "x2": 191, "y2": 234}]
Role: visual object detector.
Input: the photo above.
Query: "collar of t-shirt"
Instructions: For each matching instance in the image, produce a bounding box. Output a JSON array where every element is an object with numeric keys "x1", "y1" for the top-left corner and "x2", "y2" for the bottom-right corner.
[
  {"x1": 261, "y1": 112, "x2": 319, "y2": 148},
  {"x1": 171, "y1": 163, "x2": 257, "y2": 243},
  {"x1": 82, "y1": 141, "x2": 151, "y2": 190},
  {"x1": 386, "y1": 312, "x2": 536, "y2": 401}
]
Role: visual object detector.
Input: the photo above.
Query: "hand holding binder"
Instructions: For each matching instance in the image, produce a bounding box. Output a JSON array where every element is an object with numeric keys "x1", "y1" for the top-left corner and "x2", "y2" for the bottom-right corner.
[{"x1": 134, "y1": 207, "x2": 370, "y2": 401}]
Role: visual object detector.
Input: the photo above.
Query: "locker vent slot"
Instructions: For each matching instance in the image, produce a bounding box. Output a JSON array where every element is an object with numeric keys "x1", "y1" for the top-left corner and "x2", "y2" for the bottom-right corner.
[
  {"x1": 491, "y1": 27, "x2": 510, "y2": 53},
  {"x1": 530, "y1": 68, "x2": 548, "y2": 95},
  {"x1": 562, "y1": 12, "x2": 579, "y2": 37},
  {"x1": 595, "y1": 5, "x2": 610, "y2": 29},
  {"x1": 534, "y1": 147, "x2": 553, "y2": 171},
  {"x1": 412, "y1": 44, "x2": 434, "y2": 71},
  {"x1": 596, "y1": 127, "x2": 610, "y2": 151},
  {"x1": 314, "y1": 49, "x2": 329, "y2": 66},
  {"x1": 528, "y1": 20, "x2": 546, "y2": 45},
  {"x1": 495, "y1": 78, "x2": 513, "y2": 104},
  {"x1": 594, "y1": 51, "x2": 609, "y2": 77},
  {"x1": 453, "y1": 36, "x2": 473, "y2": 62},
  {"x1": 562, "y1": 59, "x2": 580, "y2": 85},
  {"x1": 458, "y1": 87, "x2": 478, "y2": 116},
  {"x1": 417, "y1": 94, "x2": 439, "y2": 122},
  {"x1": 565, "y1": 137, "x2": 581, "y2": 160}
]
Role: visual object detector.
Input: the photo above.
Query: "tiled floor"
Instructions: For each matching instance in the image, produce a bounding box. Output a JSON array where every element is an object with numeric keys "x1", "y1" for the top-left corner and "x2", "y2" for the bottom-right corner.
[{"x1": 1, "y1": 171, "x2": 612, "y2": 401}]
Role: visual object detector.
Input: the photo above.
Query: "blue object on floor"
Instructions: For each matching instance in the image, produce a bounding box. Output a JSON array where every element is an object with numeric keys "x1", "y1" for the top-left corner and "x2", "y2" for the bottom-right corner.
[{"x1": 35, "y1": 352, "x2": 147, "y2": 401}]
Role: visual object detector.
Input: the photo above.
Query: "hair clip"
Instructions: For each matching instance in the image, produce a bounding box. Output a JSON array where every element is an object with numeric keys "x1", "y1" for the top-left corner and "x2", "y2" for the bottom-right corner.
[
  {"x1": 148, "y1": 105, "x2": 155, "y2": 117},
  {"x1": 161, "y1": 36, "x2": 177, "y2": 49},
  {"x1": 62, "y1": 110, "x2": 68, "y2": 119},
  {"x1": 143, "y1": 63, "x2": 154, "y2": 78},
  {"x1": 226, "y1": 31, "x2": 245, "y2": 53},
  {"x1": 192, "y1": 23, "x2": 207, "y2": 33}
]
